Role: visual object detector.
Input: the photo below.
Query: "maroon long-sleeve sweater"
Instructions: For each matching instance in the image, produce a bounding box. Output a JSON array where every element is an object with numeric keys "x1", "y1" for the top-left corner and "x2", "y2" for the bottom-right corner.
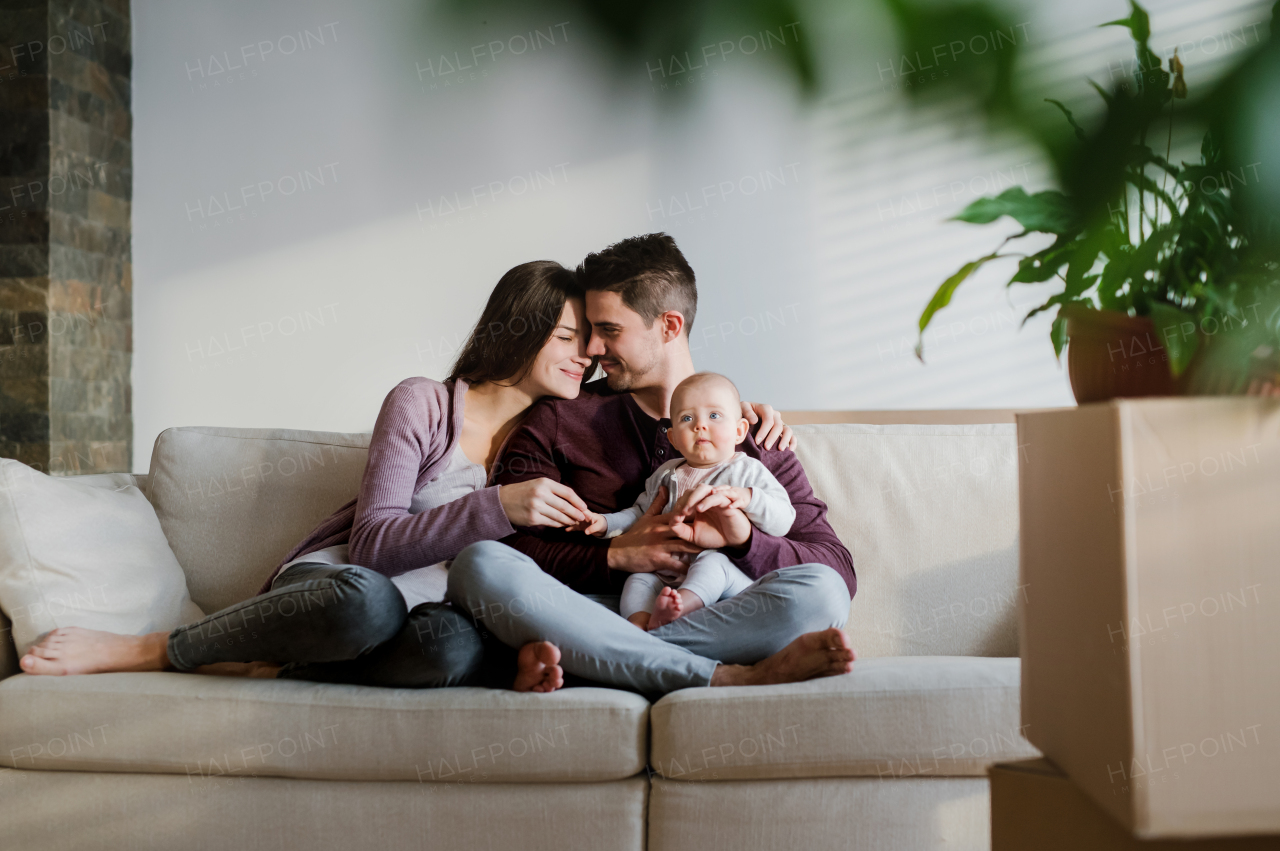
[{"x1": 493, "y1": 379, "x2": 856, "y2": 598}]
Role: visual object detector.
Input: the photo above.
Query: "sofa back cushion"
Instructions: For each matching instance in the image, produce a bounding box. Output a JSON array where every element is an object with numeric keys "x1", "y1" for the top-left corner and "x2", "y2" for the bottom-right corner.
[
  {"x1": 793, "y1": 424, "x2": 1020, "y2": 658},
  {"x1": 147, "y1": 427, "x2": 370, "y2": 614},
  {"x1": 142, "y1": 422, "x2": 1021, "y2": 659}
]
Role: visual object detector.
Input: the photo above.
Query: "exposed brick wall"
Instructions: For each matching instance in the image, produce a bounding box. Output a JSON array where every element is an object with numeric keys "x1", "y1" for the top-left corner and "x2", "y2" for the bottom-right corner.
[{"x1": 0, "y1": 0, "x2": 131, "y2": 474}]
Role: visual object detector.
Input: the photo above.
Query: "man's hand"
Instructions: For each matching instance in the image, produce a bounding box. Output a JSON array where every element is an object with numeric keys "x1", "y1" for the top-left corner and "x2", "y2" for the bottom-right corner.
[
  {"x1": 607, "y1": 486, "x2": 701, "y2": 573},
  {"x1": 671, "y1": 504, "x2": 753, "y2": 551},
  {"x1": 742, "y1": 401, "x2": 796, "y2": 451},
  {"x1": 669, "y1": 483, "x2": 754, "y2": 550},
  {"x1": 670, "y1": 483, "x2": 750, "y2": 518},
  {"x1": 711, "y1": 485, "x2": 751, "y2": 511}
]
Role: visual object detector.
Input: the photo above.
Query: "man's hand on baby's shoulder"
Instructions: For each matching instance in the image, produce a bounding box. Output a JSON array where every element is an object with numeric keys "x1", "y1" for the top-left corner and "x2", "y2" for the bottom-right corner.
[{"x1": 741, "y1": 401, "x2": 797, "y2": 451}]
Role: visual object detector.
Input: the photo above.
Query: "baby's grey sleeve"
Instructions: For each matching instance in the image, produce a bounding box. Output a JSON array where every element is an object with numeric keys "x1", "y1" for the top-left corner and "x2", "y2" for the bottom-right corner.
[
  {"x1": 736, "y1": 459, "x2": 797, "y2": 537},
  {"x1": 601, "y1": 464, "x2": 670, "y2": 537},
  {"x1": 602, "y1": 505, "x2": 645, "y2": 537}
]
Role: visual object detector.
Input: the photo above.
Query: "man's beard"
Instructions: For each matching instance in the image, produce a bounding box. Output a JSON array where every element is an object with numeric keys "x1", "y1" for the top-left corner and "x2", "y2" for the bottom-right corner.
[{"x1": 605, "y1": 347, "x2": 662, "y2": 392}]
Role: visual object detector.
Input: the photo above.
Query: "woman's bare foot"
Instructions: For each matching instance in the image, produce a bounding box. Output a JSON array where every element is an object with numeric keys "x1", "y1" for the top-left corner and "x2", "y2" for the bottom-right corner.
[
  {"x1": 710, "y1": 628, "x2": 855, "y2": 687},
  {"x1": 647, "y1": 587, "x2": 684, "y2": 629},
  {"x1": 18, "y1": 627, "x2": 170, "y2": 676},
  {"x1": 512, "y1": 641, "x2": 564, "y2": 693}
]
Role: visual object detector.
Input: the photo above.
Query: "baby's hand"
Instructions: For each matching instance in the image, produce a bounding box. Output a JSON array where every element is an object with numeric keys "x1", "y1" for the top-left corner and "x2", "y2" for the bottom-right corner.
[
  {"x1": 570, "y1": 512, "x2": 609, "y2": 536},
  {"x1": 712, "y1": 486, "x2": 752, "y2": 510}
]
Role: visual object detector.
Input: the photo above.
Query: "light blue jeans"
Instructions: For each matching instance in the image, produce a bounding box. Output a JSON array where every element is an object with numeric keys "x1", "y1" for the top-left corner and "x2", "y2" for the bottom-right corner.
[{"x1": 446, "y1": 541, "x2": 851, "y2": 696}]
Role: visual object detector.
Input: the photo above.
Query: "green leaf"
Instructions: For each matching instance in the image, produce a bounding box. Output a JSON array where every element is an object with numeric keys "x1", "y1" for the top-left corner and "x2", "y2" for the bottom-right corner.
[
  {"x1": 1010, "y1": 235, "x2": 1080, "y2": 283},
  {"x1": 916, "y1": 252, "x2": 1002, "y2": 360},
  {"x1": 1087, "y1": 79, "x2": 1114, "y2": 106},
  {"x1": 1148, "y1": 302, "x2": 1200, "y2": 376},
  {"x1": 1128, "y1": 224, "x2": 1179, "y2": 291},
  {"x1": 1133, "y1": 145, "x2": 1180, "y2": 178},
  {"x1": 952, "y1": 187, "x2": 1076, "y2": 234},
  {"x1": 1100, "y1": 1, "x2": 1150, "y2": 43},
  {"x1": 1098, "y1": 243, "x2": 1133, "y2": 307},
  {"x1": 1024, "y1": 289, "x2": 1095, "y2": 325},
  {"x1": 1064, "y1": 224, "x2": 1111, "y2": 291},
  {"x1": 1045, "y1": 98, "x2": 1087, "y2": 141},
  {"x1": 1125, "y1": 171, "x2": 1181, "y2": 224},
  {"x1": 1051, "y1": 313, "x2": 1069, "y2": 359},
  {"x1": 1200, "y1": 128, "x2": 1222, "y2": 165}
]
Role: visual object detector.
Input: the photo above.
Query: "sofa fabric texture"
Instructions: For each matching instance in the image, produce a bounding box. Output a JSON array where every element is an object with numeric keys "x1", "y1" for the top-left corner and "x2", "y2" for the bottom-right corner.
[
  {"x1": 1, "y1": 771, "x2": 650, "y2": 851},
  {"x1": 0, "y1": 672, "x2": 648, "y2": 782},
  {"x1": 648, "y1": 776, "x2": 991, "y2": 851},
  {"x1": 650, "y1": 656, "x2": 1037, "y2": 780},
  {"x1": 147, "y1": 427, "x2": 371, "y2": 614},
  {"x1": 792, "y1": 424, "x2": 1021, "y2": 658}
]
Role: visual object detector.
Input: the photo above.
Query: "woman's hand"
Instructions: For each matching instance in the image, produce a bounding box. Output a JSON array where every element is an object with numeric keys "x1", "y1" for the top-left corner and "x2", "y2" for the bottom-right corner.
[
  {"x1": 741, "y1": 401, "x2": 796, "y2": 451},
  {"x1": 568, "y1": 512, "x2": 609, "y2": 536},
  {"x1": 499, "y1": 478, "x2": 590, "y2": 528}
]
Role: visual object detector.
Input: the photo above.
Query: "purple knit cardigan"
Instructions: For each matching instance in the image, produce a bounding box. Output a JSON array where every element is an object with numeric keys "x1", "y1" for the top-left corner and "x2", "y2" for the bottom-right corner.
[{"x1": 256, "y1": 377, "x2": 515, "y2": 593}]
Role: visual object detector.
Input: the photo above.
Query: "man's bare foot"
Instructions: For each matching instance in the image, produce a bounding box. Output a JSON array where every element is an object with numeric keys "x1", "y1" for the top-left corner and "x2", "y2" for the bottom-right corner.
[
  {"x1": 710, "y1": 628, "x2": 855, "y2": 687},
  {"x1": 647, "y1": 587, "x2": 684, "y2": 629},
  {"x1": 18, "y1": 627, "x2": 170, "y2": 676},
  {"x1": 194, "y1": 661, "x2": 283, "y2": 679},
  {"x1": 513, "y1": 641, "x2": 564, "y2": 693}
]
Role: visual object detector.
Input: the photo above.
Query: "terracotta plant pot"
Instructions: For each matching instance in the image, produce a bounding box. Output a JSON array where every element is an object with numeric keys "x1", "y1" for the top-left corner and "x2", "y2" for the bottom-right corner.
[{"x1": 1062, "y1": 305, "x2": 1179, "y2": 403}]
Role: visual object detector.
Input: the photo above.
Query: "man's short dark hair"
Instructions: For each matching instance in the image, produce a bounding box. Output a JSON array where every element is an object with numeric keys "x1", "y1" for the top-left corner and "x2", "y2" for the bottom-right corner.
[{"x1": 577, "y1": 233, "x2": 697, "y2": 335}]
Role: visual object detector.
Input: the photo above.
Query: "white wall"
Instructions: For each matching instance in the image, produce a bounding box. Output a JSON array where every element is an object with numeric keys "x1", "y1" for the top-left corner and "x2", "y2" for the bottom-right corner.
[{"x1": 132, "y1": 0, "x2": 1266, "y2": 469}]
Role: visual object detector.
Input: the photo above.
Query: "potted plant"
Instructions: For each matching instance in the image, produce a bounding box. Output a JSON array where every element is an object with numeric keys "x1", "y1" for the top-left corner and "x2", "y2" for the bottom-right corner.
[{"x1": 915, "y1": 1, "x2": 1280, "y2": 402}]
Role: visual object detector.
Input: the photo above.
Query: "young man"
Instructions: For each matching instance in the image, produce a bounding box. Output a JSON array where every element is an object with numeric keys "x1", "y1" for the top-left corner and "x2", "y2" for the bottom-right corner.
[{"x1": 446, "y1": 233, "x2": 856, "y2": 695}]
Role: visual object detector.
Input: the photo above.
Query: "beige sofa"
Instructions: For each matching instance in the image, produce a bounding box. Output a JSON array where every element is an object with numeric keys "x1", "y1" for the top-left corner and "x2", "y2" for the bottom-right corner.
[{"x1": 0, "y1": 413, "x2": 1040, "y2": 850}]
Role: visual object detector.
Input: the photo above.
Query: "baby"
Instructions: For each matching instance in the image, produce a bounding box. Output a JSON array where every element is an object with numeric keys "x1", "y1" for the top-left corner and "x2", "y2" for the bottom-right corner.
[{"x1": 578, "y1": 372, "x2": 795, "y2": 630}]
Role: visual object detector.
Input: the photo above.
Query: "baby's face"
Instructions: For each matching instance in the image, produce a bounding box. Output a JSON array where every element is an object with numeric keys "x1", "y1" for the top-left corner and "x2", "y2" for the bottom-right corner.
[{"x1": 669, "y1": 383, "x2": 748, "y2": 467}]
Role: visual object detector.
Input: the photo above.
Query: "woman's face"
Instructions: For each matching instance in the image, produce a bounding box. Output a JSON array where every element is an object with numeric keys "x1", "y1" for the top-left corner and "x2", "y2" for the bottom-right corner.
[{"x1": 523, "y1": 297, "x2": 592, "y2": 399}]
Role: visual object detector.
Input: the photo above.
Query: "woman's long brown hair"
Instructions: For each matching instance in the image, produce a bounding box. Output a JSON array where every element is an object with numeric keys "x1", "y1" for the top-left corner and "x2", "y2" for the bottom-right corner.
[{"x1": 447, "y1": 260, "x2": 584, "y2": 387}]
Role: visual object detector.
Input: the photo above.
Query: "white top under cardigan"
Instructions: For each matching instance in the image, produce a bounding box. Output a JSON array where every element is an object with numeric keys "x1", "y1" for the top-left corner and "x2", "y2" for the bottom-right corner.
[{"x1": 275, "y1": 443, "x2": 487, "y2": 609}]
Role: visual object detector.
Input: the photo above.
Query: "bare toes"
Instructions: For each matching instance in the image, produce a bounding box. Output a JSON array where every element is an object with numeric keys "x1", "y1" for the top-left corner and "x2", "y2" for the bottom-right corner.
[{"x1": 20, "y1": 655, "x2": 65, "y2": 676}]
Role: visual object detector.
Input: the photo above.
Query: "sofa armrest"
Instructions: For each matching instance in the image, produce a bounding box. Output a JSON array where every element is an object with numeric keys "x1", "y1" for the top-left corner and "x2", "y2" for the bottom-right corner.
[{"x1": 0, "y1": 609, "x2": 19, "y2": 681}]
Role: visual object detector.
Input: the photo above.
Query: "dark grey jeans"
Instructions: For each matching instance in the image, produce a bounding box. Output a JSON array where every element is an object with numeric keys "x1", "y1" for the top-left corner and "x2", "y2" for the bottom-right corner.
[{"x1": 166, "y1": 563, "x2": 516, "y2": 688}]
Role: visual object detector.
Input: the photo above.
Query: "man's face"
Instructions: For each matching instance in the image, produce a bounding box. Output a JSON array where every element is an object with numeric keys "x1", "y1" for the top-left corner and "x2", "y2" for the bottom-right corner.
[{"x1": 585, "y1": 290, "x2": 665, "y2": 392}]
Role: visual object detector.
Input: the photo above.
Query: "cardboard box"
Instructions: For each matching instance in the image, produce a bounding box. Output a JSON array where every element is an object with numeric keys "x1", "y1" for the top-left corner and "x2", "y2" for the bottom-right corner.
[
  {"x1": 1017, "y1": 399, "x2": 1280, "y2": 838},
  {"x1": 990, "y1": 759, "x2": 1280, "y2": 850}
]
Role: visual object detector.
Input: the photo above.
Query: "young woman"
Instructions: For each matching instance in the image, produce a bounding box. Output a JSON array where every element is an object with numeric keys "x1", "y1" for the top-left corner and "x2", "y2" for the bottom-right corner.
[{"x1": 19, "y1": 261, "x2": 595, "y2": 692}]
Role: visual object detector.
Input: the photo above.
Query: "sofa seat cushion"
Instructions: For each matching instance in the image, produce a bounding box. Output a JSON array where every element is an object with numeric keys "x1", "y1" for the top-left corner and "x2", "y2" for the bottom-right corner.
[
  {"x1": 650, "y1": 656, "x2": 1039, "y2": 780},
  {"x1": 0, "y1": 673, "x2": 648, "y2": 783}
]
